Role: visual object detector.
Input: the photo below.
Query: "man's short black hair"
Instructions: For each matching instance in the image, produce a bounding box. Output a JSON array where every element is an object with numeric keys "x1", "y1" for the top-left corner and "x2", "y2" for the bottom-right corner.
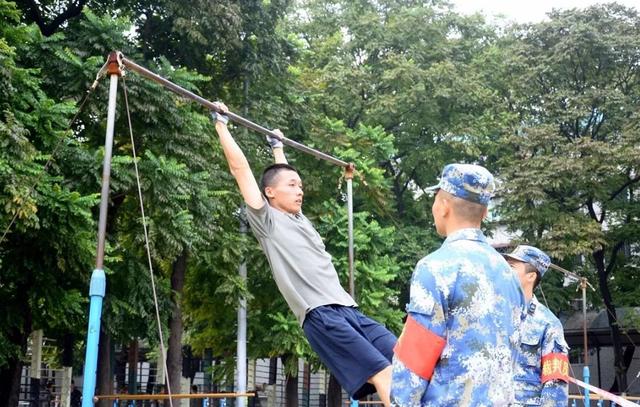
[{"x1": 260, "y1": 163, "x2": 299, "y2": 198}]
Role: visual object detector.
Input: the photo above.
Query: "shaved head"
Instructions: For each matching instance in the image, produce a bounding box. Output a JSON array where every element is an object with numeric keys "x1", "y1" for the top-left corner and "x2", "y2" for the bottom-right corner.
[{"x1": 439, "y1": 190, "x2": 488, "y2": 223}]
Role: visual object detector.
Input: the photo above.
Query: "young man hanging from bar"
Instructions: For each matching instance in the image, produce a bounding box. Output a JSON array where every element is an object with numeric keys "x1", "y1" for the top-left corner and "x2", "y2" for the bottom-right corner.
[{"x1": 210, "y1": 103, "x2": 397, "y2": 406}]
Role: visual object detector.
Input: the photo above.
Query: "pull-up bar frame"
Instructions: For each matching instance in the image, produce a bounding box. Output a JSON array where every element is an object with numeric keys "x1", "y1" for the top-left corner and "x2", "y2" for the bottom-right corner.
[{"x1": 81, "y1": 51, "x2": 358, "y2": 407}]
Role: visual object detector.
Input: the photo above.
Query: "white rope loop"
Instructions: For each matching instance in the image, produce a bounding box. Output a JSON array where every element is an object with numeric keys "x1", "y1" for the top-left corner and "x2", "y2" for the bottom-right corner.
[{"x1": 122, "y1": 76, "x2": 174, "y2": 407}]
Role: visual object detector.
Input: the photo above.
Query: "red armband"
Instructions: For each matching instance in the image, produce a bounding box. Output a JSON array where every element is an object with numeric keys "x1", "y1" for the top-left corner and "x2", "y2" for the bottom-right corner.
[
  {"x1": 393, "y1": 315, "x2": 446, "y2": 380},
  {"x1": 541, "y1": 353, "x2": 569, "y2": 383}
]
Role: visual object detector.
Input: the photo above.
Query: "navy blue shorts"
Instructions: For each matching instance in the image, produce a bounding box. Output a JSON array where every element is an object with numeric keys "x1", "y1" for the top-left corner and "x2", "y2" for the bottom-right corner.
[{"x1": 303, "y1": 305, "x2": 397, "y2": 399}]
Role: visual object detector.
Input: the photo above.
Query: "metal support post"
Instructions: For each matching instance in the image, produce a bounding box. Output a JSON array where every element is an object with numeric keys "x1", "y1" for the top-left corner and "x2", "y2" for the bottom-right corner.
[
  {"x1": 345, "y1": 164, "x2": 355, "y2": 298},
  {"x1": 81, "y1": 51, "x2": 122, "y2": 407}
]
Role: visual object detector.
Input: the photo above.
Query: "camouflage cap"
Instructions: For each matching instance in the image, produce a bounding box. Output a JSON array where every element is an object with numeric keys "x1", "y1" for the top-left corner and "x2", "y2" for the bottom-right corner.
[
  {"x1": 426, "y1": 163, "x2": 495, "y2": 206},
  {"x1": 504, "y1": 245, "x2": 551, "y2": 277}
]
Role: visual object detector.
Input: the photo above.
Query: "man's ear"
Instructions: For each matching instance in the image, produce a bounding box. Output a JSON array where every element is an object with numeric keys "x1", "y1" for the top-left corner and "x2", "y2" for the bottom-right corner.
[
  {"x1": 264, "y1": 186, "x2": 275, "y2": 199},
  {"x1": 481, "y1": 206, "x2": 489, "y2": 220},
  {"x1": 439, "y1": 195, "x2": 451, "y2": 218}
]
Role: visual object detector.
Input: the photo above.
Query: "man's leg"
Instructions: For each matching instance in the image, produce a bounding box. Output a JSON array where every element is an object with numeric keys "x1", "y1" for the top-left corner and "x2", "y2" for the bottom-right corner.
[
  {"x1": 368, "y1": 365, "x2": 392, "y2": 407},
  {"x1": 303, "y1": 307, "x2": 394, "y2": 401}
]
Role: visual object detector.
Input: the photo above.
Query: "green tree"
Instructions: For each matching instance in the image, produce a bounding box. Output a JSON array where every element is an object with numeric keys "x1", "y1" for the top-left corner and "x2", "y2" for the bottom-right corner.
[
  {"x1": 0, "y1": 2, "x2": 97, "y2": 404},
  {"x1": 497, "y1": 3, "x2": 640, "y2": 391}
]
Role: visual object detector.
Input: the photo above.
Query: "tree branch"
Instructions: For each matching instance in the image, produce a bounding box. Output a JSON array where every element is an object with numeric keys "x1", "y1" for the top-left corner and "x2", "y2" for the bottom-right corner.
[
  {"x1": 605, "y1": 241, "x2": 625, "y2": 276},
  {"x1": 400, "y1": 167, "x2": 417, "y2": 196},
  {"x1": 45, "y1": 0, "x2": 90, "y2": 36},
  {"x1": 609, "y1": 174, "x2": 640, "y2": 201},
  {"x1": 586, "y1": 198, "x2": 603, "y2": 224},
  {"x1": 17, "y1": 0, "x2": 89, "y2": 37},
  {"x1": 582, "y1": 107, "x2": 596, "y2": 138},
  {"x1": 592, "y1": 112, "x2": 605, "y2": 140},
  {"x1": 16, "y1": 0, "x2": 47, "y2": 31}
]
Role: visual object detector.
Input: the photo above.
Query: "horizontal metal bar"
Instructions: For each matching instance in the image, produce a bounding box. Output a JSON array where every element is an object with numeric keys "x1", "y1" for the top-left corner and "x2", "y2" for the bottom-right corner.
[
  {"x1": 119, "y1": 54, "x2": 349, "y2": 168},
  {"x1": 95, "y1": 392, "x2": 255, "y2": 400}
]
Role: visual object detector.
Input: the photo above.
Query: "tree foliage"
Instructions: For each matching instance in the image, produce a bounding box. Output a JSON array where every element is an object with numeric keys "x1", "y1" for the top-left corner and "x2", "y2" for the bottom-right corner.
[
  {"x1": 496, "y1": 3, "x2": 640, "y2": 390},
  {"x1": 2, "y1": 0, "x2": 639, "y2": 404}
]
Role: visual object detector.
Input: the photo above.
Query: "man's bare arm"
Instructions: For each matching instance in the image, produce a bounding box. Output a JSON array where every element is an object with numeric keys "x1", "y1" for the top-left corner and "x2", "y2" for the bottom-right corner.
[{"x1": 212, "y1": 103, "x2": 264, "y2": 210}]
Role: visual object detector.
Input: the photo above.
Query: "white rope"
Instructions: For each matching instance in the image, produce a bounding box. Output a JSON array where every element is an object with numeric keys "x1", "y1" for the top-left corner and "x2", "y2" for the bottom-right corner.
[
  {"x1": 122, "y1": 76, "x2": 174, "y2": 407},
  {"x1": 569, "y1": 376, "x2": 638, "y2": 407}
]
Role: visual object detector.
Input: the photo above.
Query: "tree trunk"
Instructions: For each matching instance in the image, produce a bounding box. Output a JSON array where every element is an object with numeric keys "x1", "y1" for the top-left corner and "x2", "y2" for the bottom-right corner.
[
  {"x1": 0, "y1": 356, "x2": 23, "y2": 407},
  {"x1": 281, "y1": 355, "x2": 298, "y2": 407},
  {"x1": 167, "y1": 250, "x2": 188, "y2": 395},
  {"x1": 0, "y1": 300, "x2": 31, "y2": 407},
  {"x1": 62, "y1": 334, "x2": 74, "y2": 366},
  {"x1": 114, "y1": 343, "x2": 127, "y2": 395},
  {"x1": 285, "y1": 373, "x2": 299, "y2": 407},
  {"x1": 14, "y1": 0, "x2": 90, "y2": 36},
  {"x1": 327, "y1": 374, "x2": 342, "y2": 407},
  {"x1": 610, "y1": 345, "x2": 635, "y2": 393},
  {"x1": 128, "y1": 339, "x2": 139, "y2": 394},
  {"x1": 593, "y1": 248, "x2": 628, "y2": 391},
  {"x1": 97, "y1": 329, "x2": 113, "y2": 407}
]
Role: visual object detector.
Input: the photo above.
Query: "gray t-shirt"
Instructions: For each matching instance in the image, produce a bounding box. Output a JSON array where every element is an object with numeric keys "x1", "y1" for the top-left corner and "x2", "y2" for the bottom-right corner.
[{"x1": 246, "y1": 200, "x2": 357, "y2": 325}]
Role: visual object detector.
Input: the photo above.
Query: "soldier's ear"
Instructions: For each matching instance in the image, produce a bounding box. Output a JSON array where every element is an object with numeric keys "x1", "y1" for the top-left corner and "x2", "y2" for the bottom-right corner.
[{"x1": 436, "y1": 193, "x2": 450, "y2": 215}]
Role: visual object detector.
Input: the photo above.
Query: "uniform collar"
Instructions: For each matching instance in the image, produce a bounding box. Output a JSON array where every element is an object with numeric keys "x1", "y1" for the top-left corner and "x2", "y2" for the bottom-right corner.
[
  {"x1": 443, "y1": 228, "x2": 487, "y2": 245},
  {"x1": 528, "y1": 295, "x2": 540, "y2": 315}
]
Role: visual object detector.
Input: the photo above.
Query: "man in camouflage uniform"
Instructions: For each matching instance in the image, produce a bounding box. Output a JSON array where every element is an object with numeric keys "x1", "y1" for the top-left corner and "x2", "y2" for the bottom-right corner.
[
  {"x1": 505, "y1": 245, "x2": 570, "y2": 407},
  {"x1": 390, "y1": 163, "x2": 526, "y2": 406}
]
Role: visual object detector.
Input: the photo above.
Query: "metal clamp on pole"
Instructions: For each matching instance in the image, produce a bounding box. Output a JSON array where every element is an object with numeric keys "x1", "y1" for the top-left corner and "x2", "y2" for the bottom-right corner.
[{"x1": 106, "y1": 51, "x2": 124, "y2": 76}]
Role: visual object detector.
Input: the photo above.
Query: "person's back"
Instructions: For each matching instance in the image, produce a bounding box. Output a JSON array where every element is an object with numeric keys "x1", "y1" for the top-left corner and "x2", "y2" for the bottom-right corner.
[
  {"x1": 391, "y1": 163, "x2": 526, "y2": 406},
  {"x1": 413, "y1": 230, "x2": 523, "y2": 405}
]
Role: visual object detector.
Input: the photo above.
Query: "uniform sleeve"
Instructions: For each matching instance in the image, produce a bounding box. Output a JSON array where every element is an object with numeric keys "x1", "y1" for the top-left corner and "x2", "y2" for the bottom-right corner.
[
  {"x1": 391, "y1": 260, "x2": 448, "y2": 406},
  {"x1": 245, "y1": 198, "x2": 272, "y2": 238},
  {"x1": 540, "y1": 320, "x2": 570, "y2": 407}
]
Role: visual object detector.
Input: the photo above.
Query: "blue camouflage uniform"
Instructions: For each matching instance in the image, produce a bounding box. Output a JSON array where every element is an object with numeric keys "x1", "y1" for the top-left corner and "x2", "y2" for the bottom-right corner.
[
  {"x1": 391, "y1": 164, "x2": 527, "y2": 407},
  {"x1": 505, "y1": 246, "x2": 570, "y2": 407}
]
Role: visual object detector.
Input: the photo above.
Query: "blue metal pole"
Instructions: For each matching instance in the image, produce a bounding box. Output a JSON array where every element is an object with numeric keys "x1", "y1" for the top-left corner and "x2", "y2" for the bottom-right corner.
[
  {"x1": 81, "y1": 269, "x2": 106, "y2": 407},
  {"x1": 81, "y1": 52, "x2": 122, "y2": 407},
  {"x1": 581, "y1": 278, "x2": 590, "y2": 407},
  {"x1": 583, "y1": 365, "x2": 590, "y2": 406}
]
